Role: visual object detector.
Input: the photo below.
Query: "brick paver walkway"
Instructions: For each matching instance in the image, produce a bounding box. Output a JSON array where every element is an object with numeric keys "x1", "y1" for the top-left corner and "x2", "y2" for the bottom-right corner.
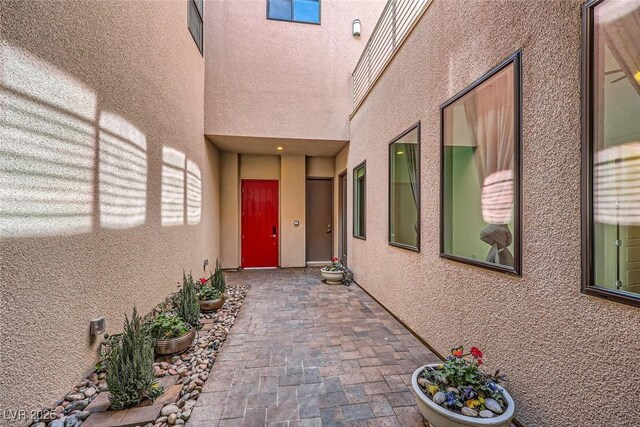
[{"x1": 187, "y1": 268, "x2": 441, "y2": 427}]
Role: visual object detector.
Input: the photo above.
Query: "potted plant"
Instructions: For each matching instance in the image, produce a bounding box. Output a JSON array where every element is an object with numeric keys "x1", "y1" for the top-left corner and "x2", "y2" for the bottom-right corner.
[
  {"x1": 411, "y1": 346, "x2": 515, "y2": 427},
  {"x1": 148, "y1": 313, "x2": 195, "y2": 356},
  {"x1": 321, "y1": 257, "x2": 345, "y2": 285},
  {"x1": 198, "y1": 259, "x2": 226, "y2": 311}
]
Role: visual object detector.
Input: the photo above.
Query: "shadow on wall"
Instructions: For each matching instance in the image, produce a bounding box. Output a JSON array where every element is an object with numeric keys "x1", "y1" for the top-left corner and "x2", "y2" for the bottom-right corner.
[{"x1": 0, "y1": 41, "x2": 202, "y2": 239}]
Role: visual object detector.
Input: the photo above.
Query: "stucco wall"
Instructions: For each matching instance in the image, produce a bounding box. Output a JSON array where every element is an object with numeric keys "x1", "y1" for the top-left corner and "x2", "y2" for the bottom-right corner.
[
  {"x1": 307, "y1": 156, "x2": 335, "y2": 178},
  {"x1": 347, "y1": 1, "x2": 640, "y2": 426},
  {"x1": 204, "y1": 0, "x2": 386, "y2": 141},
  {"x1": 220, "y1": 151, "x2": 240, "y2": 269},
  {"x1": 280, "y1": 155, "x2": 306, "y2": 268},
  {"x1": 0, "y1": 0, "x2": 217, "y2": 415}
]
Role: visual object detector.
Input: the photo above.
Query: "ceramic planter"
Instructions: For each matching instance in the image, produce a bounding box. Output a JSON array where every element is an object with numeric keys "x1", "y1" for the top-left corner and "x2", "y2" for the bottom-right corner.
[
  {"x1": 155, "y1": 328, "x2": 196, "y2": 356},
  {"x1": 411, "y1": 364, "x2": 515, "y2": 427},
  {"x1": 321, "y1": 269, "x2": 344, "y2": 285},
  {"x1": 199, "y1": 294, "x2": 225, "y2": 312}
]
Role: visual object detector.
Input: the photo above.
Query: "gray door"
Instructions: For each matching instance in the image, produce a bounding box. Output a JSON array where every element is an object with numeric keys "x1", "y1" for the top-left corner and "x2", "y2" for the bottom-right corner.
[
  {"x1": 306, "y1": 179, "x2": 333, "y2": 262},
  {"x1": 339, "y1": 171, "x2": 348, "y2": 267}
]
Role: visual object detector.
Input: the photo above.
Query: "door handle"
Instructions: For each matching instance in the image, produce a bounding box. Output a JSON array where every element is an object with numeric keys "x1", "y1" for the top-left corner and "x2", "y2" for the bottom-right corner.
[{"x1": 326, "y1": 224, "x2": 332, "y2": 233}]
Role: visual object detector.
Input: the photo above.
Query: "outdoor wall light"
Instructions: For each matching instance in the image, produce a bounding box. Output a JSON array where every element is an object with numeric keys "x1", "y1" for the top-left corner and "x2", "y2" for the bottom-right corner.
[{"x1": 352, "y1": 19, "x2": 361, "y2": 37}]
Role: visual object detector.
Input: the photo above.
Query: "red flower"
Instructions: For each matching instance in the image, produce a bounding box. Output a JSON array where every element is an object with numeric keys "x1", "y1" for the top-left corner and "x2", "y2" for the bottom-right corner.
[
  {"x1": 451, "y1": 346, "x2": 464, "y2": 357},
  {"x1": 470, "y1": 347, "x2": 483, "y2": 359},
  {"x1": 331, "y1": 257, "x2": 338, "y2": 262},
  {"x1": 200, "y1": 278, "x2": 207, "y2": 284},
  {"x1": 477, "y1": 359, "x2": 483, "y2": 365}
]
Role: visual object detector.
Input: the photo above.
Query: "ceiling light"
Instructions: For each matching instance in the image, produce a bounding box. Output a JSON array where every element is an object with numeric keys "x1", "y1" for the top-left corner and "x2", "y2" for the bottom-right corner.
[{"x1": 276, "y1": 146, "x2": 284, "y2": 151}]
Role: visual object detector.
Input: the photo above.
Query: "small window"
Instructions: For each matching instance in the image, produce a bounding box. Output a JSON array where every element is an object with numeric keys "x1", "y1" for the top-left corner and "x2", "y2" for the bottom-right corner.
[
  {"x1": 267, "y1": 0, "x2": 320, "y2": 24},
  {"x1": 188, "y1": 0, "x2": 203, "y2": 55},
  {"x1": 389, "y1": 124, "x2": 420, "y2": 251},
  {"x1": 583, "y1": 0, "x2": 640, "y2": 306},
  {"x1": 441, "y1": 52, "x2": 521, "y2": 274},
  {"x1": 353, "y1": 161, "x2": 366, "y2": 239}
]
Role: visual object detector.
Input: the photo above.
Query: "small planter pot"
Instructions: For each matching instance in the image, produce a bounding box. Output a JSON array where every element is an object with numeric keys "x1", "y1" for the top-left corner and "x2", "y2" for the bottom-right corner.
[
  {"x1": 321, "y1": 269, "x2": 344, "y2": 285},
  {"x1": 199, "y1": 295, "x2": 225, "y2": 312},
  {"x1": 411, "y1": 364, "x2": 515, "y2": 427},
  {"x1": 155, "y1": 328, "x2": 196, "y2": 356}
]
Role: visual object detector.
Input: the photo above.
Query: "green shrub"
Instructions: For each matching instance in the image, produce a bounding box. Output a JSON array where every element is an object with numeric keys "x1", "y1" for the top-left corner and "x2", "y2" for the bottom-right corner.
[
  {"x1": 212, "y1": 258, "x2": 226, "y2": 294},
  {"x1": 148, "y1": 313, "x2": 190, "y2": 339},
  {"x1": 197, "y1": 285, "x2": 222, "y2": 301},
  {"x1": 107, "y1": 306, "x2": 162, "y2": 409},
  {"x1": 177, "y1": 271, "x2": 201, "y2": 329}
]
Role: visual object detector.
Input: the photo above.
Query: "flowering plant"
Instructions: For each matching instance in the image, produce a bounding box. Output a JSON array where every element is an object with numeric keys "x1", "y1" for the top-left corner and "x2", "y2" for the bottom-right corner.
[
  {"x1": 322, "y1": 257, "x2": 345, "y2": 272},
  {"x1": 417, "y1": 346, "x2": 507, "y2": 418}
]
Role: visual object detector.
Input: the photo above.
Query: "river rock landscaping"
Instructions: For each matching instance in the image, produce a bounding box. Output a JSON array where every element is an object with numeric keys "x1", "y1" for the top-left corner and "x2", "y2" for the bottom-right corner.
[{"x1": 29, "y1": 279, "x2": 249, "y2": 427}]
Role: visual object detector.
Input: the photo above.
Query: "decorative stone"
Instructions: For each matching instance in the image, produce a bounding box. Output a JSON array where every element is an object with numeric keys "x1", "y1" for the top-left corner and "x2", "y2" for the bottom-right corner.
[
  {"x1": 479, "y1": 410, "x2": 495, "y2": 418},
  {"x1": 50, "y1": 420, "x2": 65, "y2": 427},
  {"x1": 432, "y1": 392, "x2": 446, "y2": 405},
  {"x1": 485, "y1": 398, "x2": 504, "y2": 414},
  {"x1": 65, "y1": 393, "x2": 84, "y2": 402},
  {"x1": 83, "y1": 388, "x2": 96, "y2": 398},
  {"x1": 417, "y1": 377, "x2": 427, "y2": 388},
  {"x1": 446, "y1": 387, "x2": 460, "y2": 394},
  {"x1": 65, "y1": 400, "x2": 88, "y2": 413},
  {"x1": 161, "y1": 404, "x2": 179, "y2": 416},
  {"x1": 77, "y1": 411, "x2": 90, "y2": 421},
  {"x1": 460, "y1": 407, "x2": 478, "y2": 417},
  {"x1": 167, "y1": 413, "x2": 178, "y2": 425}
]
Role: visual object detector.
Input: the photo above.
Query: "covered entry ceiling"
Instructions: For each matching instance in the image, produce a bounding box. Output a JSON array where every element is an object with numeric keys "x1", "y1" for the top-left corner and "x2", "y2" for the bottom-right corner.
[{"x1": 207, "y1": 134, "x2": 347, "y2": 156}]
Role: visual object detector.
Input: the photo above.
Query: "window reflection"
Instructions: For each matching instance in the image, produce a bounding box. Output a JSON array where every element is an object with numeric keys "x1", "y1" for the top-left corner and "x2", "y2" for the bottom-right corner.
[{"x1": 389, "y1": 127, "x2": 419, "y2": 250}]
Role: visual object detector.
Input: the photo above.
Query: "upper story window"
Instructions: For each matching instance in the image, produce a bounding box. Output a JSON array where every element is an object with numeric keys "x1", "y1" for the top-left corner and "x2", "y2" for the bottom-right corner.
[
  {"x1": 267, "y1": 0, "x2": 320, "y2": 25},
  {"x1": 353, "y1": 161, "x2": 366, "y2": 239},
  {"x1": 583, "y1": 0, "x2": 640, "y2": 306},
  {"x1": 188, "y1": 0, "x2": 203, "y2": 55},
  {"x1": 389, "y1": 124, "x2": 420, "y2": 251},
  {"x1": 441, "y1": 52, "x2": 521, "y2": 275}
]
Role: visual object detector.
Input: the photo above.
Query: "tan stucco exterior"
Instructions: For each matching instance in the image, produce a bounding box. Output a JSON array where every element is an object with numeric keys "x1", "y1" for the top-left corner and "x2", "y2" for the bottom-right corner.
[
  {"x1": 347, "y1": 1, "x2": 640, "y2": 426},
  {"x1": 204, "y1": 0, "x2": 386, "y2": 142},
  {"x1": 280, "y1": 155, "x2": 306, "y2": 268},
  {"x1": 0, "y1": 0, "x2": 219, "y2": 414}
]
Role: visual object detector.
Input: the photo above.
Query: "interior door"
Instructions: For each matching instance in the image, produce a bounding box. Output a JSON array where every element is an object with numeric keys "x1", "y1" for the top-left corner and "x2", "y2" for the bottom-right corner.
[
  {"x1": 241, "y1": 180, "x2": 279, "y2": 268},
  {"x1": 339, "y1": 171, "x2": 348, "y2": 267},
  {"x1": 306, "y1": 178, "x2": 333, "y2": 262}
]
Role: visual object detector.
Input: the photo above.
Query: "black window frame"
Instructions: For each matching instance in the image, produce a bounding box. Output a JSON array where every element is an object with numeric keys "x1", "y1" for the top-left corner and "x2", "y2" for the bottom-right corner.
[
  {"x1": 581, "y1": 0, "x2": 640, "y2": 308},
  {"x1": 353, "y1": 160, "x2": 367, "y2": 240},
  {"x1": 266, "y1": 0, "x2": 321, "y2": 25},
  {"x1": 439, "y1": 50, "x2": 522, "y2": 276},
  {"x1": 188, "y1": 0, "x2": 203, "y2": 55},
  {"x1": 388, "y1": 122, "x2": 421, "y2": 252}
]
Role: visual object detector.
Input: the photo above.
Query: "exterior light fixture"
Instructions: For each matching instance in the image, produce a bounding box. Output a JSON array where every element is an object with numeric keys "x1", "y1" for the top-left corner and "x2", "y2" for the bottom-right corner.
[
  {"x1": 352, "y1": 19, "x2": 361, "y2": 37},
  {"x1": 276, "y1": 146, "x2": 284, "y2": 151}
]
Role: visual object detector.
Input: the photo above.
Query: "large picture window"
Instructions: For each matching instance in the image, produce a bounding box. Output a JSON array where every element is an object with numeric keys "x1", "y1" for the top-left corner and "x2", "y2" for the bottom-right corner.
[
  {"x1": 389, "y1": 124, "x2": 420, "y2": 251},
  {"x1": 583, "y1": 0, "x2": 640, "y2": 306},
  {"x1": 441, "y1": 52, "x2": 521, "y2": 274},
  {"x1": 353, "y1": 161, "x2": 366, "y2": 239}
]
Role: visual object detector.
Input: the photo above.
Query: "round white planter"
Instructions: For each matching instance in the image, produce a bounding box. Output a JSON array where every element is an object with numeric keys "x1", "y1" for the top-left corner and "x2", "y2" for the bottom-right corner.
[
  {"x1": 411, "y1": 364, "x2": 515, "y2": 427},
  {"x1": 321, "y1": 269, "x2": 344, "y2": 285}
]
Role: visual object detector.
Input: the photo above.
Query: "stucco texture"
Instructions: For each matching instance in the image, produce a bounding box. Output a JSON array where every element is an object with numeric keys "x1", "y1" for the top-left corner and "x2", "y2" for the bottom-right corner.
[
  {"x1": 348, "y1": 0, "x2": 640, "y2": 426},
  {"x1": 0, "y1": 0, "x2": 219, "y2": 415},
  {"x1": 204, "y1": 0, "x2": 386, "y2": 141}
]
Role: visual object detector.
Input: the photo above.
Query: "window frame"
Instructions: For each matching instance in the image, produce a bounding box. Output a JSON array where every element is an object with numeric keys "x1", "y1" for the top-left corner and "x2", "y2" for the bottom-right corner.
[
  {"x1": 581, "y1": 0, "x2": 640, "y2": 308},
  {"x1": 388, "y1": 122, "x2": 421, "y2": 252},
  {"x1": 266, "y1": 0, "x2": 322, "y2": 25},
  {"x1": 188, "y1": 0, "x2": 203, "y2": 55},
  {"x1": 439, "y1": 50, "x2": 523, "y2": 276},
  {"x1": 353, "y1": 160, "x2": 367, "y2": 240}
]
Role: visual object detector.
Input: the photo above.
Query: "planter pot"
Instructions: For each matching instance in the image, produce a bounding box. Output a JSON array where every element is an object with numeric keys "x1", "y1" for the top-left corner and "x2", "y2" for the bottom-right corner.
[
  {"x1": 321, "y1": 269, "x2": 344, "y2": 285},
  {"x1": 199, "y1": 295, "x2": 225, "y2": 312},
  {"x1": 155, "y1": 328, "x2": 196, "y2": 356},
  {"x1": 411, "y1": 364, "x2": 515, "y2": 427}
]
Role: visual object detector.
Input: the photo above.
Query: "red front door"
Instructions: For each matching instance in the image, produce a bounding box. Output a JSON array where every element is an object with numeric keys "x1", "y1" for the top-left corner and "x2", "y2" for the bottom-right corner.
[{"x1": 241, "y1": 180, "x2": 279, "y2": 268}]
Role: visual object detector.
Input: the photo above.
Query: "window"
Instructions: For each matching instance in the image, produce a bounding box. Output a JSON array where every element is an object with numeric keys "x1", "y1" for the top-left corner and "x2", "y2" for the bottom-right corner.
[
  {"x1": 389, "y1": 124, "x2": 420, "y2": 251},
  {"x1": 583, "y1": 0, "x2": 640, "y2": 306},
  {"x1": 267, "y1": 0, "x2": 320, "y2": 24},
  {"x1": 353, "y1": 161, "x2": 366, "y2": 239},
  {"x1": 188, "y1": 0, "x2": 203, "y2": 55},
  {"x1": 441, "y1": 52, "x2": 521, "y2": 274}
]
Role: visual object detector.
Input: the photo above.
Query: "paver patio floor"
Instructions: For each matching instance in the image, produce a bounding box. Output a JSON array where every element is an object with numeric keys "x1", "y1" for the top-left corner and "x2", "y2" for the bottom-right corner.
[{"x1": 187, "y1": 268, "x2": 441, "y2": 427}]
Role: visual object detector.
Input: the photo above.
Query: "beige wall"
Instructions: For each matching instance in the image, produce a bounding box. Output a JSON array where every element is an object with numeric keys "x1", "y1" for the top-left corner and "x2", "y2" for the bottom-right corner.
[
  {"x1": 240, "y1": 154, "x2": 280, "y2": 180},
  {"x1": 280, "y1": 155, "x2": 306, "y2": 268},
  {"x1": 334, "y1": 146, "x2": 349, "y2": 259},
  {"x1": 0, "y1": 0, "x2": 217, "y2": 414},
  {"x1": 204, "y1": 0, "x2": 386, "y2": 141},
  {"x1": 220, "y1": 151, "x2": 240, "y2": 269},
  {"x1": 348, "y1": 0, "x2": 640, "y2": 426},
  {"x1": 306, "y1": 156, "x2": 335, "y2": 177}
]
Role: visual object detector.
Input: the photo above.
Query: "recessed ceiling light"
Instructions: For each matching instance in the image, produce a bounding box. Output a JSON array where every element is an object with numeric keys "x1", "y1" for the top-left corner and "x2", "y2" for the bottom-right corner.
[{"x1": 276, "y1": 146, "x2": 284, "y2": 151}]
